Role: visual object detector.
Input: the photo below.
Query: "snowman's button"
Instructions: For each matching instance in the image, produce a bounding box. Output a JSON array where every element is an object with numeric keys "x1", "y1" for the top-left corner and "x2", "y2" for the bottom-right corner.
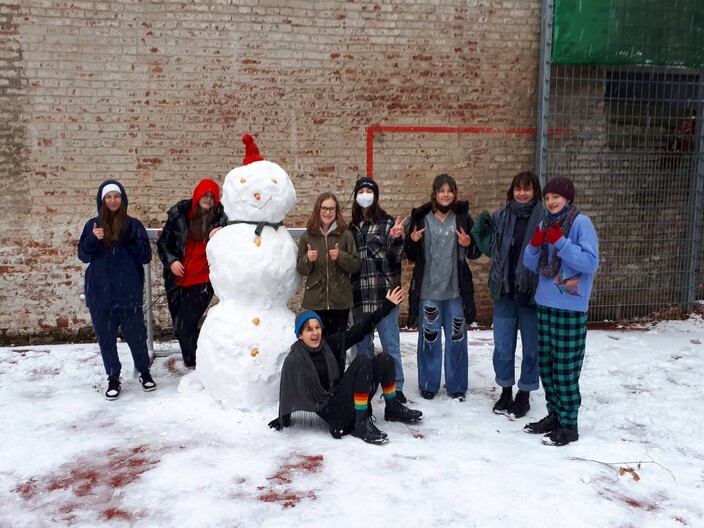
[
  {"x1": 252, "y1": 317, "x2": 260, "y2": 325},
  {"x1": 271, "y1": 178, "x2": 278, "y2": 184},
  {"x1": 254, "y1": 238, "x2": 261, "y2": 247},
  {"x1": 254, "y1": 193, "x2": 261, "y2": 200},
  {"x1": 250, "y1": 347, "x2": 259, "y2": 357},
  {"x1": 240, "y1": 177, "x2": 246, "y2": 183}
]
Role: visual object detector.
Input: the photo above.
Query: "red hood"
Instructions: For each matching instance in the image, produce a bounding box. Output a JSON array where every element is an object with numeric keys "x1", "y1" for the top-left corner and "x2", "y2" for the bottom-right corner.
[{"x1": 189, "y1": 179, "x2": 220, "y2": 220}]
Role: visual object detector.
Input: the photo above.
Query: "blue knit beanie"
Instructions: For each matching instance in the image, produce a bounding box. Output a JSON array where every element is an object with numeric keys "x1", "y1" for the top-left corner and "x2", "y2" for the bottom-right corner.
[{"x1": 294, "y1": 311, "x2": 323, "y2": 337}]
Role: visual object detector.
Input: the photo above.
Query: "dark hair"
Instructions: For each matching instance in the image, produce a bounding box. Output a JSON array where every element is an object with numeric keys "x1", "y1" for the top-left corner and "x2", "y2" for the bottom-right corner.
[
  {"x1": 506, "y1": 171, "x2": 541, "y2": 203},
  {"x1": 306, "y1": 192, "x2": 347, "y2": 234},
  {"x1": 99, "y1": 200, "x2": 127, "y2": 247},
  {"x1": 188, "y1": 204, "x2": 218, "y2": 241},
  {"x1": 430, "y1": 173, "x2": 458, "y2": 210}
]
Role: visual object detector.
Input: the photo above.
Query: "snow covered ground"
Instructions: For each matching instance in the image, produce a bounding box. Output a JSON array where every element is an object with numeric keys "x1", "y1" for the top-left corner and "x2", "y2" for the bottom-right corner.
[{"x1": 1, "y1": 316, "x2": 702, "y2": 528}]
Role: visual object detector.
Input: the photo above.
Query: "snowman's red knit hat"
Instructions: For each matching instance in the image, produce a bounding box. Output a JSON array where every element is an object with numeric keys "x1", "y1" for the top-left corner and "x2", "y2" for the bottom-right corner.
[{"x1": 242, "y1": 134, "x2": 264, "y2": 165}]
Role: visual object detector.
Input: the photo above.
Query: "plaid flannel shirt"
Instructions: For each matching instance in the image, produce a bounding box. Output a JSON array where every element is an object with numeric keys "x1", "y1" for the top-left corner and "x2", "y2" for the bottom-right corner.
[{"x1": 350, "y1": 215, "x2": 405, "y2": 315}]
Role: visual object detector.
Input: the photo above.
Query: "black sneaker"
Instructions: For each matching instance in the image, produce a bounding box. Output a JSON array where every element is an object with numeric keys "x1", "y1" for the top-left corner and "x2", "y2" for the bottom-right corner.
[
  {"x1": 524, "y1": 412, "x2": 559, "y2": 435},
  {"x1": 420, "y1": 390, "x2": 436, "y2": 400},
  {"x1": 139, "y1": 371, "x2": 157, "y2": 392},
  {"x1": 508, "y1": 390, "x2": 530, "y2": 418},
  {"x1": 542, "y1": 425, "x2": 579, "y2": 446},
  {"x1": 395, "y1": 390, "x2": 407, "y2": 404},
  {"x1": 351, "y1": 415, "x2": 388, "y2": 444},
  {"x1": 105, "y1": 377, "x2": 121, "y2": 400},
  {"x1": 449, "y1": 392, "x2": 466, "y2": 402},
  {"x1": 492, "y1": 387, "x2": 513, "y2": 414},
  {"x1": 384, "y1": 398, "x2": 423, "y2": 423}
]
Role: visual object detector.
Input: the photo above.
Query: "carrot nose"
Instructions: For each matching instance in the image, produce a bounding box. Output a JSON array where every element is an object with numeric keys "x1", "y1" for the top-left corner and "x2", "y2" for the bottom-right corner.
[{"x1": 254, "y1": 193, "x2": 261, "y2": 201}]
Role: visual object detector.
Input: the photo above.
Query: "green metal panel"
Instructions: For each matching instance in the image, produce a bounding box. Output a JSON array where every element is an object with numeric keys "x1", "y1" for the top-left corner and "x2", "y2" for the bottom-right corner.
[{"x1": 553, "y1": 0, "x2": 704, "y2": 68}]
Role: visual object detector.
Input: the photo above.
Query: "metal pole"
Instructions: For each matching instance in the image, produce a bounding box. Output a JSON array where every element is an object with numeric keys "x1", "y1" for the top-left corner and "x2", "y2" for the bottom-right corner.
[
  {"x1": 535, "y1": 0, "x2": 554, "y2": 186},
  {"x1": 684, "y1": 71, "x2": 704, "y2": 307}
]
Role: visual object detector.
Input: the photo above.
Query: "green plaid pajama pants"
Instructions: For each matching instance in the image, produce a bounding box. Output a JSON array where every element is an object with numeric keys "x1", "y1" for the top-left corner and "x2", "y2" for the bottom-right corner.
[{"x1": 537, "y1": 305, "x2": 587, "y2": 427}]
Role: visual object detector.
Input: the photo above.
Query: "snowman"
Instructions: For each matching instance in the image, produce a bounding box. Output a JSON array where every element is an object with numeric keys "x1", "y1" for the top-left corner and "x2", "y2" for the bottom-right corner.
[{"x1": 195, "y1": 134, "x2": 301, "y2": 410}]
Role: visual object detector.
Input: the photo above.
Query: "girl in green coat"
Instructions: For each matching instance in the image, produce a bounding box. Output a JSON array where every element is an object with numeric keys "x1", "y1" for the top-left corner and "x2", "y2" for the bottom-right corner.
[{"x1": 297, "y1": 192, "x2": 360, "y2": 371}]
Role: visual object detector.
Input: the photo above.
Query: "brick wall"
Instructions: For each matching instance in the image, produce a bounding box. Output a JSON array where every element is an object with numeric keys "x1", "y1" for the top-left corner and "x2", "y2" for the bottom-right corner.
[{"x1": 0, "y1": 0, "x2": 541, "y2": 343}]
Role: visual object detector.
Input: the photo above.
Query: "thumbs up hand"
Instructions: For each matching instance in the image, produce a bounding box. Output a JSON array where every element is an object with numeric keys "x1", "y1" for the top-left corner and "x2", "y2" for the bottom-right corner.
[
  {"x1": 329, "y1": 243, "x2": 339, "y2": 261},
  {"x1": 92, "y1": 222, "x2": 104, "y2": 240},
  {"x1": 307, "y1": 243, "x2": 318, "y2": 262}
]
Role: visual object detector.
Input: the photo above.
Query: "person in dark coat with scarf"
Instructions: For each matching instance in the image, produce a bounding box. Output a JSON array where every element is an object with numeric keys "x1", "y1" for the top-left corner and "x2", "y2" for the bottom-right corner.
[
  {"x1": 269, "y1": 287, "x2": 422, "y2": 445},
  {"x1": 78, "y1": 180, "x2": 156, "y2": 400},
  {"x1": 156, "y1": 178, "x2": 227, "y2": 369},
  {"x1": 471, "y1": 171, "x2": 544, "y2": 418},
  {"x1": 405, "y1": 174, "x2": 482, "y2": 402}
]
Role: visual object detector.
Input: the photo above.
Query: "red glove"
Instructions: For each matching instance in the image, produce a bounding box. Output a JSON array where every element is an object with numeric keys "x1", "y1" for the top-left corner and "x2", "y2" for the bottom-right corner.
[
  {"x1": 546, "y1": 224, "x2": 564, "y2": 245},
  {"x1": 529, "y1": 225, "x2": 546, "y2": 247}
]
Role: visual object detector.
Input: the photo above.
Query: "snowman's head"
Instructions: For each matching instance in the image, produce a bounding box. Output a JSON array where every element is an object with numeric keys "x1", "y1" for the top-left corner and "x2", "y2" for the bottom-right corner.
[{"x1": 221, "y1": 135, "x2": 296, "y2": 223}]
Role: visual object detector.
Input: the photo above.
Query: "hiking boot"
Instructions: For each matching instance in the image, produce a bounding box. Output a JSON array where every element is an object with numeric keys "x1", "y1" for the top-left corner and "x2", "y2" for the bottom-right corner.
[
  {"x1": 524, "y1": 412, "x2": 559, "y2": 435},
  {"x1": 542, "y1": 425, "x2": 579, "y2": 446},
  {"x1": 105, "y1": 377, "x2": 121, "y2": 401},
  {"x1": 449, "y1": 392, "x2": 466, "y2": 402},
  {"x1": 493, "y1": 386, "x2": 513, "y2": 414},
  {"x1": 384, "y1": 398, "x2": 423, "y2": 423},
  {"x1": 420, "y1": 390, "x2": 436, "y2": 400},
  {"x1": 395, "y1": 390, "x2": 407, "y2": 404},
  {"x1": 351, "y1": 414, "x2": 388, "y2": 444},
  {"x1": 139, "y1": 371, "x2": 157, "y2": 392},
  {"x1": 508, "y1": 390, "x2": 530, "y2": 418}
]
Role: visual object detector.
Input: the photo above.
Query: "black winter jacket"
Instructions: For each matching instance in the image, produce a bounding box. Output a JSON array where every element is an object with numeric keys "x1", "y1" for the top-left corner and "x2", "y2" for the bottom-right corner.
[
  {"x1": 156, "y1": 199, "x2": 227, "y2": 287},
  {"x1": 404, "y1": 200, "x2": 482, "y2": 327}
]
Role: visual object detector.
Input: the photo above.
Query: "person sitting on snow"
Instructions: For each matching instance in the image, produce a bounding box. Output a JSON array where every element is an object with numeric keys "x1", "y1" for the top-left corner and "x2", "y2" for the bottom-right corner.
[{"x1": 268, "y1": 287, "x2": 422, "y2": 444}]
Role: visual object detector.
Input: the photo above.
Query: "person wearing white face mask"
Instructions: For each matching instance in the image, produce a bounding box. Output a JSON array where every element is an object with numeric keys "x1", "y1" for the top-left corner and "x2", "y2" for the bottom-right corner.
[{"x1": 349, "y1": 177, "x2": 408, "y2": 402}]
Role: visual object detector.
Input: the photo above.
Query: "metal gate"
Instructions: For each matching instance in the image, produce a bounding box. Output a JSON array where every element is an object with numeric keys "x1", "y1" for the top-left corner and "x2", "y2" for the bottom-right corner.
[{"x1": 536, "y1": 0, "x2": 704, "y2": 321}]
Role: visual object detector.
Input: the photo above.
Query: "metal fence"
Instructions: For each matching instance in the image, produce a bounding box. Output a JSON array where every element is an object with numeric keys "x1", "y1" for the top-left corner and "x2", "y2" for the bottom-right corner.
[{"x1": 536, "y1": 1, "x2": 704, "y2": 322}]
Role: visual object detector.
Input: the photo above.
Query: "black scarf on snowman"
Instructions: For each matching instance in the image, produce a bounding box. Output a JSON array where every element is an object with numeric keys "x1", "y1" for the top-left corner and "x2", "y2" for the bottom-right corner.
[{"x1": 226, "y1": 219, "x2": 284, "y2": 236}]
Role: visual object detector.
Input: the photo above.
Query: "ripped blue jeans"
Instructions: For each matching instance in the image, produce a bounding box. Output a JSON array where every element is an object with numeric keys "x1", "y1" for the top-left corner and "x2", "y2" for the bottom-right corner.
[{"x1": 417, "y1": 297, "x2": 468, "y2": 394}]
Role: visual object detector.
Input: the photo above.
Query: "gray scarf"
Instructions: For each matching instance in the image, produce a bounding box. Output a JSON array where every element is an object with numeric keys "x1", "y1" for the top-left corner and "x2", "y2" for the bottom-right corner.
[
  {"x1": 538, "y1": 205, "x2": 581, "y2": 277},
  {"x1": 489, "y1": 200, "x2": 543, "y2": 298}
]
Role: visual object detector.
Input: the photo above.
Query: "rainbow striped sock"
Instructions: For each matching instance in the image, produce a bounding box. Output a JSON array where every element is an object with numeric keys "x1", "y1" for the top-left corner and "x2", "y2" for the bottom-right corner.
[
  {"x1": 382, "y1": 382, "x2": 397, "y2": 400},
  {"x1": 353, "y1": 392, "x2": 369, "y2": 411}
]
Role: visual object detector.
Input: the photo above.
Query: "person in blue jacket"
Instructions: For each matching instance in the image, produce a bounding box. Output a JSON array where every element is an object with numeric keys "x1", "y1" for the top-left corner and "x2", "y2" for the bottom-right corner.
[
  {"x1": 522, "y1": 177, "x2": 599, "y2": 446},
  {"x1": 78, "y1": 180, "x2": 156, "y2": 400}
]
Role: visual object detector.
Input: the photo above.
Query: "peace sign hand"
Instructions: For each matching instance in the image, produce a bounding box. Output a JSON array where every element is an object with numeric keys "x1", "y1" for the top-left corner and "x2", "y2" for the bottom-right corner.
[
  {"x1": 455, "y1": 226, "x2": 471, "y2": 247},
  {"x1": 389, "y1": 216, "x2": 404, "y2": 239},
  {"x1": 410, "y1": 225, "x2": 426, "y2": 242}
]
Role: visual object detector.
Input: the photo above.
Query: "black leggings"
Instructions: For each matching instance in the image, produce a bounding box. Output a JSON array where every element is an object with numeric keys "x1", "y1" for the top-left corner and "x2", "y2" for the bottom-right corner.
[
  {"x1": 166, "y1": 282, "x2": 214, "y2": 367},
  {"x1": 321, "y1": 353, "x2": 395, "y2": 433}
]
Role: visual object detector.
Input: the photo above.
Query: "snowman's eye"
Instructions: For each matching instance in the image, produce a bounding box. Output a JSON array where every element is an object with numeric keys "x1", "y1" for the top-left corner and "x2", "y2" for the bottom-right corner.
[
  {"x1": 271, "y1": 178, "x2": 278, "y2": 184},
  {"x1": 240, "y1": 178, "x2": 246, "y2": 183}
]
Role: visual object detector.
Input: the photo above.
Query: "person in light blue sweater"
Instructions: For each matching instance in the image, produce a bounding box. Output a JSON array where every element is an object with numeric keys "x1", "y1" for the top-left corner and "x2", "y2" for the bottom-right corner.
[{"x1": 521, "y1": 177, "x2": 599, "y2": 446}]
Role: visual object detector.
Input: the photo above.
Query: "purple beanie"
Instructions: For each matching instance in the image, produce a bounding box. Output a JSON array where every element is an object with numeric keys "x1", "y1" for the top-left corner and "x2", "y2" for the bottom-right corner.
[{"x1": 542, "y1": 177, "x2": 575, "y2": 203}]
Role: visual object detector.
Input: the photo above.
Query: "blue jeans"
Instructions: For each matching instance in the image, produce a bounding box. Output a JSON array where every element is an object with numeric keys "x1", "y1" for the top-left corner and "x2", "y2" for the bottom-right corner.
[
  {"x1": 89, "y1": 307, "x2": 151, "y2": 379},
  {"x1": 353, "y1": 305, "x2": 404, "y2": 390},
  {"x1": 417, "y1": 297, "x2": 468, "y2": 394},
  {"x1": 492, "y1": 296, "x2": 539, "y2": 391}
]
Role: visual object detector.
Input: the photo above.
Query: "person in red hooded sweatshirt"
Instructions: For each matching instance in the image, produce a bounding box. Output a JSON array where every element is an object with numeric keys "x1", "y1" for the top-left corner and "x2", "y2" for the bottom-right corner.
[{"x1": 157, "y1": 179, "x2": 228, "y2": 369}]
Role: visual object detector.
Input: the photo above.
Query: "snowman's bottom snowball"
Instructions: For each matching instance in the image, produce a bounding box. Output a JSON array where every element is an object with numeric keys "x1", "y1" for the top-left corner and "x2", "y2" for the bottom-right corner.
[{"x1": 196, "y1": 302, "x2": 294, "y2": 410}]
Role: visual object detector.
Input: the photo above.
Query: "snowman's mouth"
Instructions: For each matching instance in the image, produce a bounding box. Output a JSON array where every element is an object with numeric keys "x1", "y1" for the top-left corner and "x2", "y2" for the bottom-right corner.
[{"x1": 251, "y1": 196, "x2": 272, "y2": 209}]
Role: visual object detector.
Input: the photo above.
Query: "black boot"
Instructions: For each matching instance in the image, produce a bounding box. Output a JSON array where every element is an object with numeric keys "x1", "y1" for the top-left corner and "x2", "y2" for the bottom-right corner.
[
  {"x1": 524, "y1": 412, "x2": 559, "y2": 434},
  {"x1": 542, "y1": 424, "x2": 579, "y2": 446},
  {"x1": 384, "y1": 397, "x2": 423, "y2": 423},
  {"x1": 508, "y1": 390, "x2": 530, "y2": 418},
  {"x1": 492, "y1": 386, "x2": 513, "y2": 414},
  {"x1": 351, "y1": 412, "x2": 388, "y2": 444}
]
